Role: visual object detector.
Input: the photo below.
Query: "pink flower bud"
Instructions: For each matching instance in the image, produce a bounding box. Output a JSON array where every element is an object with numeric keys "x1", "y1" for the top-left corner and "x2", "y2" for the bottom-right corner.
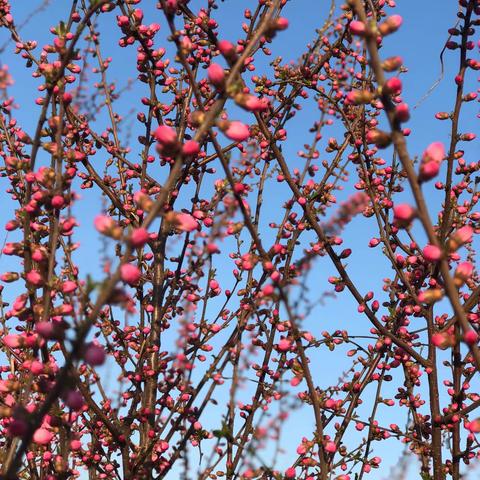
[
  {"x1": 71, "y1": 439, "x2": 82, "y2": 450},
  {"x1": 466, "y1": 418, "x2": 480, "y2": 433},
  {"x1": 384, "y1": 77, "x2": 402, "y2": 95},
  {"x1": 349, "y1": 20, "x2": 366, "y2": 36},
  {"x1": 51, "y1": 195, "x2": 65, "y2": 208},
  {"x1": 176, "y1": 213, "x2": 198, "y2": 232},
  {"x1": 223, "y1": 121, "x2": 250, "y2": 142},
  {"x1": 94, "y1": 215, "x2": 115, "y2": 234},
  {"x1": 448, "y1": 226, "x2": 473, "y2": 251},
  {"x1": 379, "y1": 15, "x2": 403, "y2": 35},
  {"x1": 193, "y1": 421, "x2": 202, "y2": 430},
  {"x1": 117, "y1": 15, "x2": 129, "y2": 27},
  {"x1": 26, "y1": 270, "x2": 43, "y2": 287},
  {"x1": 275, "y1": 17, "x2": 289, "y2": 30},
  {"x1": 432, "y1": 332, "x2": 455, "y2": 349},
  {"x1": 181, "y1": 140, "x2": 200, "y2": 157},
  {"x1": 422, "y1": 244, "x2": 442, "y2": 262},
  {"x1": 33, "y1": 428, "x2": 53, "y2": 445},
  {"x1": 34, "y1": 322, "x2": 52, "y2": 339},
  {"x1": 3, "y1": 334, "x2": 22, "y2": 348},
  {"x1": 455, "y1": 261, "x2": 474, "y2": 285},
  {"x1": 423, "y1": 142, "x2": 445, "y2": 163},
  {"x1": 62, "y1": 280, "x2": 77, "y2": 294},
  {"x1": 153, "y1": 125, "x2": 178, "y2": 146},
  {"x1": 419, "y1": 161, "x2": 440, "y2": 181},
  {"x1": 27, "y1": 360, "x2": 44, "y2": 375},
  {"x1": 129, "y1": 228, "x2": 150, "y2": 248},
  {"x1": 395, "y1": 103, "x2": 410, "y2": 122},
  {"x1": 325, "y1": 441, "x2": 337, "y2": 453},
  {"x1": 244, "y1": 95, "x2": 269, "y2": 112},
  {"x1": 393, "y1": 203, "x2": 416, "y2": 227},
  {"x1": 382, "y1": 56, "x2": 403, "y2": 72},
  {"x1": 463, "y1": 330, "x2": 478, "y2": 345},
  {"x1": 418, "y1": 288, "x2": 444, "y2": 304},
  {"x1": 84, "y1": 343, "x2": 106, "y2": 366},
  {"x1": 285, "y1": 467, "x2": 296, "y2": 479},
  {"x1": 278, "y1": 338, "x2": 292, "y2": 352},
  {"x1": 207, "y1": 63, "x2": 225, "y2": 87},
  {"x1": 120, "y1": 263, "x2": 141, "y2": 285},
  {"x1": 64, "y1": 390, "x2": 84, "y2": 410},
  {"x1": 218, "y1": 40, "x2": 235, "y2": 57}
]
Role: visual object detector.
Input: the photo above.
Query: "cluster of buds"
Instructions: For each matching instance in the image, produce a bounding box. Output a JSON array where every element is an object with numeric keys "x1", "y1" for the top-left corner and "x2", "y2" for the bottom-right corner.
[{"x1": 153, "y1": 125, "x2": 200, "y2": 158}]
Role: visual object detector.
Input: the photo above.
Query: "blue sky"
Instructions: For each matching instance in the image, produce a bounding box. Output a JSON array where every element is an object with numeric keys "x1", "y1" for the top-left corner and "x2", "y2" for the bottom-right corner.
[{"x1": 0, "y1": 0, "x2": 478, "y2": 478}]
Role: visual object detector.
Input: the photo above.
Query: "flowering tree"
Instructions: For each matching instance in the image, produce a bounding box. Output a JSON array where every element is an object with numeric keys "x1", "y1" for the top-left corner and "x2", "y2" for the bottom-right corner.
[{"x1": 0, "y1": 0, "x2": 479, "y2": 478}]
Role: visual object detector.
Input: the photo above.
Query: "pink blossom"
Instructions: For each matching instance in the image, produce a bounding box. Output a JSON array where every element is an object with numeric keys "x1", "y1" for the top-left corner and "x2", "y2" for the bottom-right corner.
[
  {"x1": 176, "y1": 213, "x2": 198, "y2": 232},
  {"x1": 349, "y1": 20, "x2": 366, "y2": 36},
  {"x1": 35, "y1": 321, "x2": 62, "y2": 340},
  {"x1": 393, "y1": 204, "x2": 416, "y2": 226},
  {"x1": 285, "y1": 467, "x2": 296, "y2": 479},
  {"x1": 94, "y1": 215, "x2": 115, "y2": 234},
  {"x1": 224, "y1": 121, "x2": 250, "y2": 142},
  {"x1": 51, "y1": 195, "x2": 65, "y2": 208},
  {"x1": 121, "y1": 263, "x2": 141, "y2": 285},
  {"x1": 71, "y1": 439, "x2": 82, "y2": 450},
  {"x1": 466, "y1": 418, "x2": 480, "y2": 433},
  {"x1": 464, "y1": 330, "x2": 478, "y2": 346},
  {"x1": 182, "y1": 140, "x2": 200, "y2": 156},
  {"x1": 244, "y1": 95, "x2": 269, "y2": 112},
  {"x1": 379, "y1": 15, "x2": 403, "y2": 35},
  {"x1": 384, "y1": 77, "x2": 402, "y2": 95},
  {"x1": 62, "y1": 280, "x2": 77, "y2": 294},
  {"x1": 422, "y1": 244, "x2": 442, "y2": 262},
  {"x1": 84, "y1": 343, "x2": 106, "y2": 366},
  {"x1": 129, "y1": 228, "x2": 150, "y2": 248},
  {"x1": 218, "y1": 40, "x2": 235, "y2": 57},
  {"x1": 207, "y1": 63, "x2": 225, "y2": 87},
  {"x1": 28, "y1": 360, "x2": 44, "y2": 375},
  {"x1": 419, "y1": 161, "x2": 440, "y2": 181},
  {"x1": 395, "y1": 103, "x2": 410, "y2": 122},
  {"x1": 64, "y1": 390, "x2": 85, "y2": 410},
  {"x1": 423, "y1": 142, "x2": 445, "y2": 164},
  {"x1": 26, "y1": 270, "x2": 43, "y2": 287},
  {"x1": 432, "y1": 332, "x2": 455, "y2": 349},
  {"x1": 325, "y1": 441, "x2": 337, "y2": 453},
  {"x1": 275, "y1": 17, "x2": 289, "y2": 30},
  {"x1": 33, "y1": 428, "x2": 53, "y2": 445},
  {"x1": 278, "y1": 338, "x2": 292, "y2": 352},
  {"x1": 449, "y1": 226, "x2": 473, "y2": 250},
  {"x1": 455, "y1": 261, "x2": 474, "y2": 282},
  {"x1": 3, "y1": 334, "x2": 22, "y2": 348},
  {"x1": 153, "y1": 125, "x2": 178, "y2": 146}
]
